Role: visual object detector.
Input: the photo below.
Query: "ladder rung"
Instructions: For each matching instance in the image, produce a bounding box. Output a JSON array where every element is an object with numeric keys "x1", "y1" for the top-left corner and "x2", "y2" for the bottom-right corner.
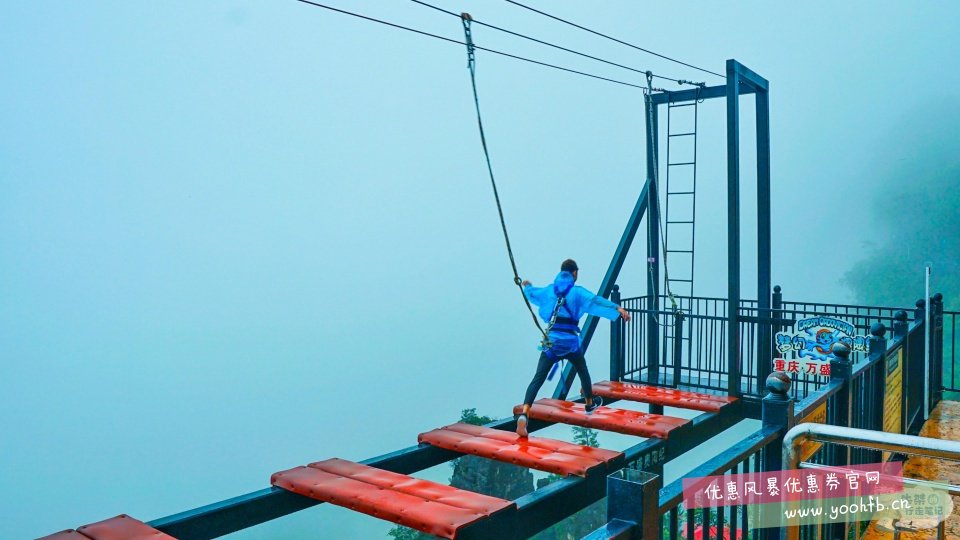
[
  {"x1": 667, "y1": 191, "x2": 695, "y2": 195},
  {"x1": 668, "y1": 132, "x2": 696, "y2": 137},
  {"x1": 668, "y1": 278, "x2": 694, "y2": 283},
  {"x1": 666, "y1": 249, "x2": 693, "y2": 253},
  {"x1": 668, "y1": 102, "x2": 696, "y2": 108},
  {"x1": 666, "y1": 220, "x2": 694, "y2": 224},
  {"x1": 668, "y1": 162, "x2": 696, "y2": 166}
]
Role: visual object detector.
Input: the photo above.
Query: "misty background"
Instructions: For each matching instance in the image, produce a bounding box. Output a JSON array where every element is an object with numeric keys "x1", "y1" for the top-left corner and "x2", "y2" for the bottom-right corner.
[{"x1": 2, "y1": 1, "x2": 959, "y2": 538}]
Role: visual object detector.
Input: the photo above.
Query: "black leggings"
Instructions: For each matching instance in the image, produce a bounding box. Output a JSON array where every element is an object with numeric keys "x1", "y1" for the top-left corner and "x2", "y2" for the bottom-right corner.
[{"x1": 523, "y1": 350, "x2": 593, "y2": 407}]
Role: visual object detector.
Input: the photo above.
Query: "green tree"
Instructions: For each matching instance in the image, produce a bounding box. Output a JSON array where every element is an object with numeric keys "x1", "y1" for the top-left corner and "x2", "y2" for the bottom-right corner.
[
  {"x1": 387, "y1": 526, "x2": 429, "y2": 540},
  {"x1": 458, "y1": 407, "x2": 494, "y2": 426},
  {"x1": 572, "y1": 426, "x2": 599, "y2": 448}
]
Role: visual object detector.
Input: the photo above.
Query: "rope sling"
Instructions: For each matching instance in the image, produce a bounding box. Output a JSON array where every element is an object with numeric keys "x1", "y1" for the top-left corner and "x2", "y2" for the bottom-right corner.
[
  {"x1": 459, "y1": 14, "x2": 684, "y2": 341},
  {"x1": 460, "y1": 14, "x2": 552, "y2": 349}
]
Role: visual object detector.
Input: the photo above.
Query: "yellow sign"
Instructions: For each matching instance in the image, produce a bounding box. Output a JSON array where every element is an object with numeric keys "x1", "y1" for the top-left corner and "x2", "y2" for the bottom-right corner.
[
  {"x1": 883, "y1": 349, "x2": 903, "y2": 461},
  {"x1": 798, "y1": 402, "x2": 827, "y2": 461}
]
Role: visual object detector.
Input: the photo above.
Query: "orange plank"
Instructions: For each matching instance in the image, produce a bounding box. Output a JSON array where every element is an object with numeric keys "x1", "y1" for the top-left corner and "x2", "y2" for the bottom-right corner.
[
  {"x1": 592, "y1": 380, "x2": 737, "y2": 413},
  {"x1": 75, "y1": 515, "x2": 174, "y2": 540},
  {"x1": 418, "y1": 422, "x2": 623, "y2": 477},
  {"x1": 272, "y1": 458, "x2": 515, "y2": 539},
  {"x1": 37, "y1": 532, "x2": 90, "y2": 540},
  {"x1": 514, "y1": 398, "x2": 688, "y2": 439}
]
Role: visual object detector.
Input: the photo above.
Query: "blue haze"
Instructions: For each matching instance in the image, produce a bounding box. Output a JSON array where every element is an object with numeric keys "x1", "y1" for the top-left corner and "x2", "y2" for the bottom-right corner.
[{"x1": 2, "y1": 1, "x2": 959, "y2": 538}]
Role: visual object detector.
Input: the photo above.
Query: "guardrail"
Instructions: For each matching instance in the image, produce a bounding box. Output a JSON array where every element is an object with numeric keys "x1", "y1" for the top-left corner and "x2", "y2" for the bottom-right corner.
[
  {"x1": 612, "y1": 288, "x2": 948, "y2": 402},
  {"x1": 782, "y1": 423, "x2": 960, "y2": 540}
]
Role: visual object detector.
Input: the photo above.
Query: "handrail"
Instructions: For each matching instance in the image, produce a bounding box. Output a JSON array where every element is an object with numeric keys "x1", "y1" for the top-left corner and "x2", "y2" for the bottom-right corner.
[
  {"x1": 797, "y1": 461, "x2": 960, "y2": 496},
  {"x1": 621, "y1": 294, "x2": 916, "y2": 314},
  {"x1": 783, "y1": 423, "x2": 960, "y2": 471},
  {"x1": 783, "y1": 423, "x2": 960, "y2": 540}
]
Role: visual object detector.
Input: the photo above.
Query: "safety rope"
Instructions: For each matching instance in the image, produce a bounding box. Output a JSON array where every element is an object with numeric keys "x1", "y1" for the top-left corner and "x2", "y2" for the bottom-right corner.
[
  {"x1": 644, "y1": 71, "x2": 682, "y2": 319},
  {"x1": 460, "y1": 14, "x2": 548, "y2": 342}
]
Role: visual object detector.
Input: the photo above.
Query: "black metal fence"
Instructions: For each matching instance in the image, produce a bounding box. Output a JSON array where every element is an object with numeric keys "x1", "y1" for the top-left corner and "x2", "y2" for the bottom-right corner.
[
  {"x1": 613, "y1": 287, "x2": 954, "y2": 400},
  {"x1": 654, "y1": 427, "x2": 777, "y2": 540}
]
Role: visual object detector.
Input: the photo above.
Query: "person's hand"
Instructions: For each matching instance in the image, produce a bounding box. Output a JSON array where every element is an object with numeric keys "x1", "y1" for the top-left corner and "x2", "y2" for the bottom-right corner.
[
  {"x1": 521, "y1": 280, "x2": 531, "y2": 287},
  {"x1": 618, "y1": 307, "x2": 632, "y2": 322}
]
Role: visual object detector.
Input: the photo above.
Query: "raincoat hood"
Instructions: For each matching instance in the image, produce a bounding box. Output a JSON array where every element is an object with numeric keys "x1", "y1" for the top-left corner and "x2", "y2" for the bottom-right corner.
[{"x1": 552, "y1": 271, "x2": 575, "y2": 296}]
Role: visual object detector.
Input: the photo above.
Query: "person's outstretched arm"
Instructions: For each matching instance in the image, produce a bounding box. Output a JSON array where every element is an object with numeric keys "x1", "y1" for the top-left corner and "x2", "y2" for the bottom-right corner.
[
  {"x1": 522, "y1": 280, "x2": 550, "y2": 307},
  {"x1": 579, "y1": 289, "x2": 632, "y2": 322}
]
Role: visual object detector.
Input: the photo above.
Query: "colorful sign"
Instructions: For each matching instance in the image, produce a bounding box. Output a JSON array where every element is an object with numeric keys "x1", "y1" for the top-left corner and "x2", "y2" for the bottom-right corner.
[
  {"x1": 773, "y1": 358, "x2": 831, "y2": 377},
  {"x1": 775, "y1": 316, "x2": 869, "y2": 362}
]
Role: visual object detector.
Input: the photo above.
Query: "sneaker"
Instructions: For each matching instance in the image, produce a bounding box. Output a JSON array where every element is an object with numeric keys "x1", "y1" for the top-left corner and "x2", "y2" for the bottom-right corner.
[
  {"x1": 584, "y1": 396, "x2": 603, "y2": 414},
  {"x1": 516, "y1": 414, "x2": 529, "y2": 437}
]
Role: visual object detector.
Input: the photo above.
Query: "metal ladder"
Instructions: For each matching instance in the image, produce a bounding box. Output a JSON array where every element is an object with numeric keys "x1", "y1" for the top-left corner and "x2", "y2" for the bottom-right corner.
[
  {"x1": 663, "y1": 99, "x2": 699, "y2": 298},
  {"x1": 660, "y1": 98, "x2": 699, "y2": 386}
]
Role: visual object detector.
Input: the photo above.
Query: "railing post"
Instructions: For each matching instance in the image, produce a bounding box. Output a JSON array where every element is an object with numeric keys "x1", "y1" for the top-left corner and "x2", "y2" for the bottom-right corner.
[
  {"x1": 765, "y1": 285, "x2": 783, "y2": 396},
  {"x1": 583, "y1": 469, "x2": 660, "y2": 540},
  {"x1": 672, "y1": 311, "x2": 684, "y2": 387},
  {"x1": 611, "y1": 285, "x2": 623, "y2": 382},
  {"x1": 932, "y1": 292, "x2": 944, "y2": 409},
  {"x1": 824, "y1": 341, "x2": 853, "y2": 540},
  {"x1": 913, "y1": 299, "x2": 927, "y2": 431},
  {"x1": 761, "y1": 372, "x2": 794, "y2": 540},
  {"x1": 647, "y1": 303, "x2": 660, "y2": 386},
  {"x1": 892, "y1": 310, "x2": 908, "y2": 340},
  {"x1": 868, "y1": 322, "x2": 888, "y2": 462},
  {"x1": 828, "y1": 342, "x2": 853, "y2": 467},
  {"x1": 914, "y1": 298, "x2": 926, "y2": 327}
]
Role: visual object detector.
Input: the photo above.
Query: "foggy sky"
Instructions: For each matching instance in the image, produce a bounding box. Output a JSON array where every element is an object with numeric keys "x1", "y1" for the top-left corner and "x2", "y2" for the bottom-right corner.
[{"x1": 2, "y1": 1, "x2": 959, "y2": 538}]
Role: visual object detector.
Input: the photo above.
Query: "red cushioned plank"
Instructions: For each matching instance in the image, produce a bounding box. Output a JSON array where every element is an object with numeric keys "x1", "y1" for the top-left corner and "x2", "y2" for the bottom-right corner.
[
  {"x1": 418, "y1": 422, "x2": 623, "y2": 477},
  {"x1": 513, "y1": 398, "x2": 688, "y2": 439},
  {"x1": 74, "y1": 515, "x2": 174, "y2": 540},
  {"x1": 271, "y1": 459, "x2": 515, "y2": 539},
  {"x1": 592, "y1": 380, "x2": 737, "y2": 413},
  {"x1": 37, "y1": 531, "x2": 90, "y2": 540}
]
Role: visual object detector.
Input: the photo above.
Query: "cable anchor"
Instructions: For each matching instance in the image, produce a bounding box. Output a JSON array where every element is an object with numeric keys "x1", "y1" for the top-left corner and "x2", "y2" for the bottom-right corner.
[{"x1": 461, "y1": 13, "x2": 475, "y2": 69}]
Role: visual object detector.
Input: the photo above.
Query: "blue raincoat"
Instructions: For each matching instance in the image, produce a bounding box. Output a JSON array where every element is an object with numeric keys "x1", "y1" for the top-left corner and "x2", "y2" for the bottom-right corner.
[{"x1": 523, "y1": 271, "x2": 622, "y2": 357}]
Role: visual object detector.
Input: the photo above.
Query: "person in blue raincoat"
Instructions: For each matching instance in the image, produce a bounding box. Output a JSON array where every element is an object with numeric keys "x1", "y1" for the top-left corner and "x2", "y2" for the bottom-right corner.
[{"x1": 515, "y1": 259, "x2": 632, "y2": 437}]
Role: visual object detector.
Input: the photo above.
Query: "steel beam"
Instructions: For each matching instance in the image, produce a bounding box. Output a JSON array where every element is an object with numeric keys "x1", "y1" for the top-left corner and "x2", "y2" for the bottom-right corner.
[
  {"x1": 755, "y1": 82, "x2": 773, "y2": 392},
  {"x1": 733, "y1": 62, "x2": 769, "y2": 91},
  {"x1": 649, "y1": 83, "x2": 758, "y2": 105},
  {"x1": 646, "y1": 92, "x2": 661, "y2": 386},
  {"x1": 725, "y1": 59, "x2": 742, "y2": 397}
]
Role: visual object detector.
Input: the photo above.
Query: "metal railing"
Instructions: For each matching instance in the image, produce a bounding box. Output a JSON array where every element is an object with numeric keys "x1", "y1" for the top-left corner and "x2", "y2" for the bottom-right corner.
[
  {"x1": 656, "y1": 427, "x2": 778, "y2": 540},
  {"x1": 612, "y1": 287, "x2": 950, "y2": 401},
  {"x1": 782, "y1": 423, "x2": 960, "y2": 540}
]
